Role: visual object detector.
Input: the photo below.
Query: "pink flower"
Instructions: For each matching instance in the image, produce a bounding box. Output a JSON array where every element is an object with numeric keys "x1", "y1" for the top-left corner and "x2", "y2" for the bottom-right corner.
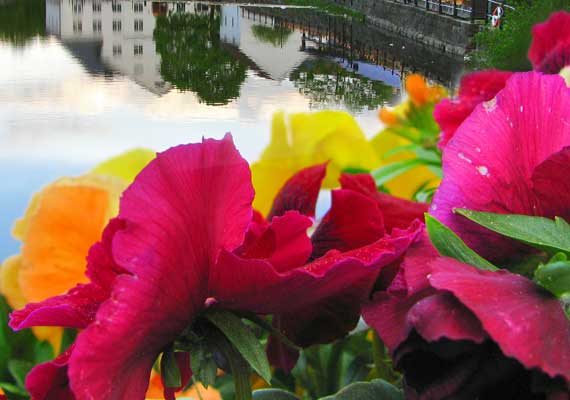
[
  {"x1": 529, "y1": 11, "x2": 570, "y2": 74},
  {"x1": 363, "y1": 234, "x2": 570, "y2": 398},
  {"x1": 11, "y1": 135, "x2": 420, "y2": 399},
  {"x1": 434, "y1": 70, "x2": 513, "y2": 148},
  {"x1": 259, "y1": 168, "x2": 426, "y2": 370},
  {"x1": 431, "y1": 72, "x2": 570, "y2": 262}
]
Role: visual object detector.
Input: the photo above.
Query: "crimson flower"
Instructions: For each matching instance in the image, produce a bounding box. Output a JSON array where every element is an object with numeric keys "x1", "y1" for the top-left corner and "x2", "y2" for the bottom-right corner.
[
  {"x1": 529, "y1": 11, "x2": 570, "y2": 74},
  {"x1": 432, "y1": 72, "x2": 570, "y2": 263},
  {"x1": 363, "y1": 234, "x2": 570, "y2": 399},
  {"x1": 259, "y1": 167, "x2": 427, "y2": 370},
  {"x1": 11, "y1": 135, "x2": 420, "y2": 399}
]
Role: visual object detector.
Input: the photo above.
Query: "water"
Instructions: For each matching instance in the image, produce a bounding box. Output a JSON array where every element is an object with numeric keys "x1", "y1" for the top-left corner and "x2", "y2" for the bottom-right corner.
[{"x1": 0, "y1": 0, "x2": 464, "y2": 259}]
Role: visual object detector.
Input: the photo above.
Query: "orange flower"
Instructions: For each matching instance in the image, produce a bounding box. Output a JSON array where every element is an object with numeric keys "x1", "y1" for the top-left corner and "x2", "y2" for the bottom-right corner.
[
  {"x1": 404, "y1": 74, "x2": 446, "y2": 106},
  {"x1": 145, "y1": 371, "x2": 221, "y2": 400},
  {"x1": 378, "y1": 108, "x2": 399, "y2": 126}
]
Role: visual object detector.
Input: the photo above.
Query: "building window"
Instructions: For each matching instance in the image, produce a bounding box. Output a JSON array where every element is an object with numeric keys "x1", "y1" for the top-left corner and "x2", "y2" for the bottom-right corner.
[
  {"x1": 134, "y1": 19, "x2": 143, "y2": 32},
  {"x1": 176, "y1": 2, "x2": 185, "y2": 12},
  {"x1": 112, "y1": 20, "x2": 122, "y2": 32},
  {"x1": 73, "y1": 20, "x2": 82, "y2": 33},
  {"x1": 93, "y1": 20, "x2": 102, "y2": 33},
  {"x1": 72, "y1": 2, "x2": 82, "y2": 14},
  {"x1": 93, "y1": 2, "x2": 101, "y2": 12},
  {"x1": 134, "y1": 44, "x2": 143, "y2": 56},
  {"x1": 113, "y1": 44, "x2": 122, "y2": 56},
  {"x1": 112, "y1": 1, "x2": 122, "y2": 13},
  {"x1": 133, "y1": 2, "x2": 143, "y2": 12}
]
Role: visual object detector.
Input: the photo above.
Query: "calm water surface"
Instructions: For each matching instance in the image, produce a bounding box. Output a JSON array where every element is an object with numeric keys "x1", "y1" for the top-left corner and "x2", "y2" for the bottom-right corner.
[{"x1": 0, "y1": 0, "x2": 464, "y2": 258}]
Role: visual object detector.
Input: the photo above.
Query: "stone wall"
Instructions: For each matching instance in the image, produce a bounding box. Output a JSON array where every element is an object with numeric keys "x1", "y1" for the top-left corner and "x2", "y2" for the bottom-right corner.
[{"x1": 329, "y1": 0, "x2": 479, "y2": 56}]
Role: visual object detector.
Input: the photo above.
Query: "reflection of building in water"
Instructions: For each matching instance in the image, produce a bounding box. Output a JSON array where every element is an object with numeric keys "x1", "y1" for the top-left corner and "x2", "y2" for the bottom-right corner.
[
  {"x1": 45, "y1": 0, "x2": 208, "y2": 94},
  {"x1": 220, "y1": 5, "x2": 309, "y2": 81}
]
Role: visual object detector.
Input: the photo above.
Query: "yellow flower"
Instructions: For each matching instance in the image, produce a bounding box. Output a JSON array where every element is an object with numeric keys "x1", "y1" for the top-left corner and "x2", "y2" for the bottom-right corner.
[
  {"x1": 251, "y1": 111, "x2": 379, "y2": 216},
  {"x1": 0, "y1": 149, "x2": 155, "y2": 351}
]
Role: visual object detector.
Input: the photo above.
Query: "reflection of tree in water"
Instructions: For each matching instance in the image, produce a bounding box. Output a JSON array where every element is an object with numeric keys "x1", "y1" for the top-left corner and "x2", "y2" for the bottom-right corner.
[
  {"x1": 290, "y1": 58, "x2": 396, "y2": 113},
  {"x1": 251, "y1": 24, "x2": 293, "y2": 47},
  {"x1": 0, "y1": 0, "x2": 45, "y2": 46},
  {"x1": 154, "y1": 8, "x2": 247, "y2": 105}
]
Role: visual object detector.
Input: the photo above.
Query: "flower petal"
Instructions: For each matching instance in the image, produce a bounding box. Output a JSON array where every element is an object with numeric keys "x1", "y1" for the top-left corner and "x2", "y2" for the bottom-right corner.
[
  {"x1": 339, "y1": 173, "x2": 427, "y2": 232},
  {"x1": 214, "y1": 221, "x2": 422, "y2": 314},
  {"x1": 267, "y1": 164, "x2": 326, "y2": 220},
  {"x1": 434, "y1": 70, "x2": 512, "y2": 148},
  {"x1": 529, "y1": 11, "x2": 570, "y2": 74},
  {"x1": 239, "y1": 211, "x2": 312, "y2": 273},
  {"x1": 69, "y1": 135, "x2": 254, "y2": 399},
  {"x1": 310, "y1": 189, "x2": 385, "y2": 260},
  {"x1": 26, "y1": 345, "x2": 75, "y2": 400},
  {"x1": 429, "y1": 257, "x2": 570, "y2": 381},
  {"x1": 531, "y1": 146, "x2": 570, "y2": 221},
  {"x1": 431, "y1": 72, "x2": 570, "y2": 261},
  {"x1": 91, "y1": 148, "x2": 156, "y2": 183}
]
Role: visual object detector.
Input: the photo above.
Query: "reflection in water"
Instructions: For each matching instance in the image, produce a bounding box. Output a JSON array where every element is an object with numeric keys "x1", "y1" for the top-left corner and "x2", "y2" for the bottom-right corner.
[
  {"x1": 154, "y1": 8, "x2": 247, "y2": 105},
  {"x1": 0, "y1": 0, "x2": 46, "y2": 45},
  {"x1": 291, "y1": 58, "x2": 397, "y2": 112},
  {"x1": 251, "y1": 24, "x2": 293, "y2": 47}
]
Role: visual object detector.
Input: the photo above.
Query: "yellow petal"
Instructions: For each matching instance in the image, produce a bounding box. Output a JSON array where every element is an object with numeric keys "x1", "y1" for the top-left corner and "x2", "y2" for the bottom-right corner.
[
  {"x1": 561, "y1": 66, "x2": 570, "y2": 87},
  {"x1": 145, "y1": 370, "x2": 222, "y2": 400},
  {"x1": 252, "y1": 111, "x2": 379, "y2": 215},
  {"x1": 251, "y1": 111, "x2": 298, "y2": 216},
  {"x1": 92, "y1": 148, "x2": 155, "y2": 183},
  {"x1": 32, "y1": 327, "x2": 63, "y2": 355},
  {"x1": 18, "y1": 174, "x2": 125, "y2": 303},
  {"x1": 1, "y1": 255, "x2": 27, "y2": 310}
]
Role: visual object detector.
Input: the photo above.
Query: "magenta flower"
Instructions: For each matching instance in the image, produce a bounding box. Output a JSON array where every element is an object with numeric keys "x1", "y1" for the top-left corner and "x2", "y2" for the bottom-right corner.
[
  {"x1": 11, "y1": 135, "x2": 420, "y2": 399},
  {"x1": 363, "y1": 235, "x2": 570, "y2": 399},
  {"x1": 431, "y1": 72, "x2": 570, "y2": 262},
  {"x1": 529, "y1": 11, "x2": 570, "y2": 74},
  {"x1": 245, "y1": 165, "x2": 426, "y2": 370},
  {"x1": 434, "y1": 70, "x2": 513, "y2": 148}
]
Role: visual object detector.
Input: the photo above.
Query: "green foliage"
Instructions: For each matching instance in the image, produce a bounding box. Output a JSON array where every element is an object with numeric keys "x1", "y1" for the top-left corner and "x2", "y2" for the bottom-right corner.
[
  {"x1": 469, "y1": 0, "x2": 570, "y2": 71},
  {"x1": 455, "y1": 209, "x2": 570, "y2": 256},
  {"x1": 252, "y1": 389, "x2": 301, "y2": 399},
  {"x1": 320, "y1": 379, "x2": 403, "y2": 400},
  {"x1": 425, "y1": 214, "x2": 499, "y2": 271},
  {"x1": 204, "y1": 309, "x2": 272, "y2": 383},
  {"x1": 534, "y1": 253, "x2": 570, "y2": 299},
  {"x1": 279, "y1": 0, "x2": 364, "y2": 19},
  {"x1": 154, "y1": 9, "x2": 247, "y2": 105},
  {"x1": 290, "y1": 58, "x2": 395, "y2": 112},
  {"x1": 251, "y1": 25, "x2": 293, "y2": 47},
  {"x1": 0, "y1": 0, "x2": 45, "y2": 46}
]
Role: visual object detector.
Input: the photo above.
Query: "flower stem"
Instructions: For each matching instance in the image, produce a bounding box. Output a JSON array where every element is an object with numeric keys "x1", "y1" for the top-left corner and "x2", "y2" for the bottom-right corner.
[{"x1": 371, "y1": 330, "x2": 391, "y2": 381}]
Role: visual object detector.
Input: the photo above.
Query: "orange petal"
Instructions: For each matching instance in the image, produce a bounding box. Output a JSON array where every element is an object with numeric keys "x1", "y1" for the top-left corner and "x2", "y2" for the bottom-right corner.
[
  {"x1": 405, "y1": 74, "x2": 429, "y2": 106},
  {"x1": 19, "y1": 176, "x2": 124, "y2": 303}
]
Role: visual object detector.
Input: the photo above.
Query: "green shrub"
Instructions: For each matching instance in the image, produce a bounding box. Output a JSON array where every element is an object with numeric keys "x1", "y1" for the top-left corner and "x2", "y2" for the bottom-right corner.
[{"x1": 469, "y1": 0, "x2": 570, "y2": 71}]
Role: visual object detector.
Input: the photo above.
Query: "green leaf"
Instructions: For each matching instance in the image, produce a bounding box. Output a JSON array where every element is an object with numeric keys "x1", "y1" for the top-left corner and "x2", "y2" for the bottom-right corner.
[
  {"x1": 189, "y1": 343, "x2": 217, "y2": 388},
  {"x1": 252, "y1": 389, "x2": 301, "y2": 399},
  {"x1": 425, "y1": 214, "x2": 499, "y2": 271},
  {"x1": 455, "y1": 209, "x2": 570, "y2": 256},
  {"x1": 60, "y1": 328, "x2": 77, "y2": 354},
  {"x1": 372, "y1": 159, "x2": 427, "y2": 187},
  {"x1": 238, "y1": 313, "x2": 300, "y2": 351},
  {"x1": 0, "y1": 381, "x2": 29, "y2": 399},
  {"x1": 8, "y1": 360, "x2": 33, "y2": 388},
  {"x1": 160, "y1": 348, "x2": 181, "y2": 388},
  {"x1": 319, "y1": 379, "x2": 403, "y2": 400},
  {"x1": 34, "y1": 340, "x2": 54, "y2": 364},
  {"x1": 534, "y1": 253, "x2": 570, "y2": 299},
  {"x1": 204, "y1": 309, "x2": 271, "y2": 383}
]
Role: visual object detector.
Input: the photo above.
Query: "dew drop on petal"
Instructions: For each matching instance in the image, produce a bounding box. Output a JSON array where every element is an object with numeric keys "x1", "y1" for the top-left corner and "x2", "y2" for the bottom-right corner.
[
  {"x1": 477, "y1": 166, "x2": 489, "y2": 176},
  {"x1": 458, "y1": 152, "x2": 472, "y2": 163},
  {"x1": 484, "y1": 98, "x2": 497, "y2": 112}
]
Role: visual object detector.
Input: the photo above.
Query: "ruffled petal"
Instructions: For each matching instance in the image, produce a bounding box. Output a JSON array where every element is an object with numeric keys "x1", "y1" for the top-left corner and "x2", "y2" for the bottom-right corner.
[
  {"x1": 529, "y1": 11, "x2": 570, "y2": 74},
  {"x1": 429, "y1": 258, "x2": 570, "y2": 381},
  {"x1": 26, "y1": 345, "x2": 75, "y2": 400},
  {"x1": 267, "y1": 164, "x2": 326, "y2": 220},
  {"x1": 310, "y1": 189, "x2": 385, "y2": 260},
  {"x1": 214, "y1": 221, "x2": 421, "y2": 314},
  {"x1": 239, "y1": 211, "x2": 312, "y2": 273},
  {"x1": 69, "y1": 135, "x2": 254, "y2": 399},
  {"x1": 431, "y1": 72, "x2": 570, "y2": 261},
  {"x1": 339, "y1": 173, "x2": 427, "y2": 232},
  {"x1": 10, "y1": 283, "x2": 107, "y2": 330}
]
